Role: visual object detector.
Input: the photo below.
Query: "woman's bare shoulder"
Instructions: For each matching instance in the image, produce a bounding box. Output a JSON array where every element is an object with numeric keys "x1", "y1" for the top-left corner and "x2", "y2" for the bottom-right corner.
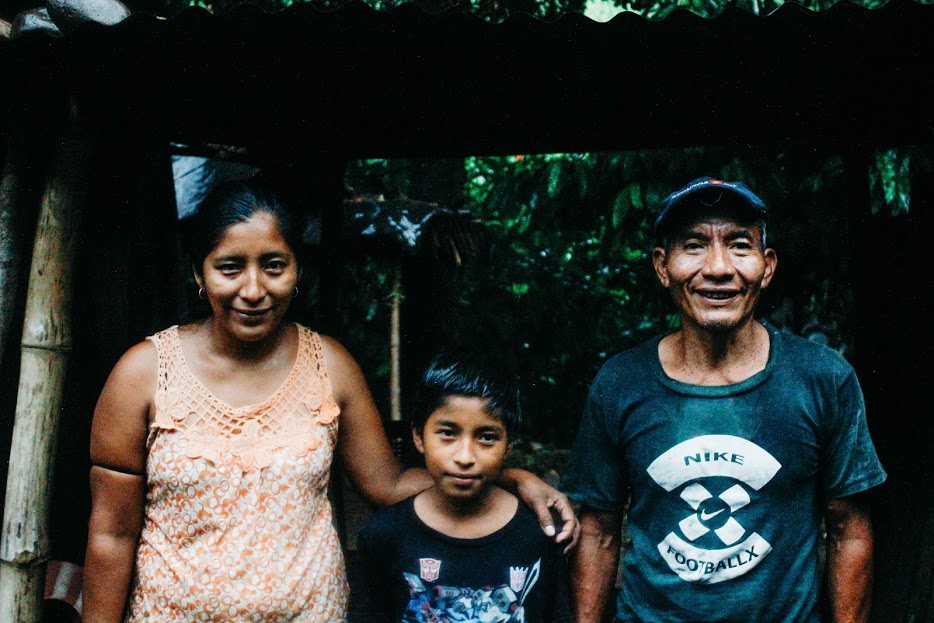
[
  {"x1": 109, "y1": 338, "x2": 159, "y2": 384},
  {"x1": 91, "y1": 339, "x2": 159, "y2": 472},
  {"x1": 315, "y1": 333, "x2": 370, "y2": 402},
  {"x1": 317, "y1": 332, "x2": 349, "y2": 357},
  {"x1": 316, "y1": 333, "x2": 359, "y2": 370}
]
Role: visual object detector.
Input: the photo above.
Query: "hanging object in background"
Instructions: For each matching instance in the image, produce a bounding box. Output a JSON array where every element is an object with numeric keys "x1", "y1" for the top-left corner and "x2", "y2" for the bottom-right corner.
[
  {"x1": 342, "y1": 194, "x2": 491, "y2": 423},
  {"x1": 6, "y1": 0, "x2": 130, "y2": 39},
  {"x1": 9, "y1": 7, "x2": 61, "y2": 37},
  {"x1": 46, "y1": 0, "x2": 130, "y2": 31},
  {"x1": 171, "y1": 148, "x2": 259, "y2": 220}
]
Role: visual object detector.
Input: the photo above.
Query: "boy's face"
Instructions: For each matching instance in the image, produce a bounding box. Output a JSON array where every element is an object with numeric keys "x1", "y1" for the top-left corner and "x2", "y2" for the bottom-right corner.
[{"x1": 413, "y1": 396, "x2": 510, "y2": 504}]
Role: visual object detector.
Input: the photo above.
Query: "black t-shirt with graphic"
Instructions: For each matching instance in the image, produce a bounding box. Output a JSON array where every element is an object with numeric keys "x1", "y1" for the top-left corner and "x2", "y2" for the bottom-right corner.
[
  {"x1": 561, "y1": 323, "x2": 887, "y2": 623},
  {"x1": 348, "y1": 495, "x2": 573, "y2": 623}
]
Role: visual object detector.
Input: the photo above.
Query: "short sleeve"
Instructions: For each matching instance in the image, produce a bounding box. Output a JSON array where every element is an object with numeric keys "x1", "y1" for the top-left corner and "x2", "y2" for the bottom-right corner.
[
  {"x1": 560, "y1": 367, "x2": 628, "y2": 512},
  {"x1": 821, "y1": 368, "x2": 887, "y2": 499},
  {"x1": 347, "y1": 519, "x2": 394, "y2": 623}
]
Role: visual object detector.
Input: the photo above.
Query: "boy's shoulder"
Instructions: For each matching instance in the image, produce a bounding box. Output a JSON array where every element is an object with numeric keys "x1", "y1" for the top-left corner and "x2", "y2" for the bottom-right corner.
[
  {"x1": 462, "y1": 494, "x2": 560, "y2": 554},
  {"x1": 361, "y1": 491, "x2": 554, "y2": 550},
  {"x1": 358, "y1": 495, "x2": 417, "y2": 543},
  {"x1": 511, "y1": 498, "x2": 559, "y2": 546}
]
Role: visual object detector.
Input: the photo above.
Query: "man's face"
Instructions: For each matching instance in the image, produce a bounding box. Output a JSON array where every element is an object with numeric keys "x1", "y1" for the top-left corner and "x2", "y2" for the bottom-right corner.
[{"x1": 652, "y1": 214, "x2": 777, "y2": 334}]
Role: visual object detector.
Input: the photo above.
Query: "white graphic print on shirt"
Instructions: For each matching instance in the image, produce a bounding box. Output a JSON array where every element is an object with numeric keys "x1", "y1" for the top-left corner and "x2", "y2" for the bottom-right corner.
[{"x1": 646, "y1": 435, "x2": 782, "y2": 584}]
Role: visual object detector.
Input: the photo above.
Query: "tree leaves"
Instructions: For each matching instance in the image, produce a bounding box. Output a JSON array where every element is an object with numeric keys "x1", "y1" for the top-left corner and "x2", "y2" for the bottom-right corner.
[
  {"x1": 869, "y1": 148, "x2": 911, "y2": 216},
  {"x1": 341, "y1": 142, "x2": 933, "y2": 445}
]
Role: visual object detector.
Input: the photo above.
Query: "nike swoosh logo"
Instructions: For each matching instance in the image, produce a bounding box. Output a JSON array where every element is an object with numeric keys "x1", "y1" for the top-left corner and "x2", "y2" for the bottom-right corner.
[{"x1": 700, "y1": 509, "x2": 725, "y2": 521}]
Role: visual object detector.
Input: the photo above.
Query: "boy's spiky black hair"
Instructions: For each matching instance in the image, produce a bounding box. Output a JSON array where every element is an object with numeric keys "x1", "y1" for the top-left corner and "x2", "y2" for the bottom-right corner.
[{"x1": 411, "y1": 348, "x2": 521, "y2": 438}]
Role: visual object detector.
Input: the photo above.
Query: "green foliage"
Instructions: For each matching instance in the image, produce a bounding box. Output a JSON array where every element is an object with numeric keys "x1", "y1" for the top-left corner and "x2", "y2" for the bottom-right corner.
[
  {"x1": 869, "y1": 148, "x2": 911, "y2": 216},
  {"x1": 342, "y1": 144, "x2": 927, "y2": 446},
  {"x1": 330, "y1": 258, "x2": 400, "y2": 409},
  {"x1": 453, "y1": 152, "x2": 670, "y2": 442},
  {"x1": 611, "y1": 0, "x2": 889, "y2": 21}
]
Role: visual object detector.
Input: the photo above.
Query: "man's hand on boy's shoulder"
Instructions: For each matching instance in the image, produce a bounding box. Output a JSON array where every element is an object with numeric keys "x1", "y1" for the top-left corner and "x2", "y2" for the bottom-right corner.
[{"x1": 502, "y1": 467, "x2": 581, "y2": 554}]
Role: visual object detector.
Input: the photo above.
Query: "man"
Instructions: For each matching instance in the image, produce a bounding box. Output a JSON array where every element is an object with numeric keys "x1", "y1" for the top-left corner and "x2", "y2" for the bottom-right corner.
[{"x1": 561, "y1": 177, "x2": 887, "y2": 623}]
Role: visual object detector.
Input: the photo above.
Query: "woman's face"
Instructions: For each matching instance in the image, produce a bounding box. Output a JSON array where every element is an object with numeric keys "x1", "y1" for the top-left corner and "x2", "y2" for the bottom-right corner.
[{"x1": 196, "y1": 211, "x2": 299, "y2": 345}]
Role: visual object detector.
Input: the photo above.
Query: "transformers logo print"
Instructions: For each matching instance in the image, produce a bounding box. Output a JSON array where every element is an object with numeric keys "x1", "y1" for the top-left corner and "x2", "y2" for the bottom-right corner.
[
  {"x1": 401, "y1": 559, "x2": 540, "y2": 622},
  {"x1": 509, "y1": 566, "x2": 528, "y2": 593},
  {"x1": 647, "y1": 435, "x2": 781, "y2": 584},
  {"x1": 419, "y1": 558, "x2": 441, "y2": 582}
]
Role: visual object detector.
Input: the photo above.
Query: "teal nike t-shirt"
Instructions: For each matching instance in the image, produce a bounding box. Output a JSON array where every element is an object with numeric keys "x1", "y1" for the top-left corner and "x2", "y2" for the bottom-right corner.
[{"x1": 562, "y1": 324, "x2": 887, "y2": 623}]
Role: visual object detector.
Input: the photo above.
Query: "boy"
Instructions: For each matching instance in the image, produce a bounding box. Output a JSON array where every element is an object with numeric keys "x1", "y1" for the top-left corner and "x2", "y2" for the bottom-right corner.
[{"x1": 348, "y1": 350, "x2": 573, "y2": 623}]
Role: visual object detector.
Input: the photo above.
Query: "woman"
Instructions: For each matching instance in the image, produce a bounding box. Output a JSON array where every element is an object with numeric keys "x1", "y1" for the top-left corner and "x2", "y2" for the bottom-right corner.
[{"x1": 82, "y1": 177, "x2": 578, "y2": 623}]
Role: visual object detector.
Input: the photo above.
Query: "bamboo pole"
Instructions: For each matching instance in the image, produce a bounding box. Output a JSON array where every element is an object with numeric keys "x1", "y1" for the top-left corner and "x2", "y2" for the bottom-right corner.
[
  {"x1": 0, "y1": 42, "x2": 57, "y2": 375},
  {"x1": 0, "y1": 98, "x2": 91, "y2": 623},
  {"x1": 389, "y1": 265, "x2": 403, "y2": 422}
]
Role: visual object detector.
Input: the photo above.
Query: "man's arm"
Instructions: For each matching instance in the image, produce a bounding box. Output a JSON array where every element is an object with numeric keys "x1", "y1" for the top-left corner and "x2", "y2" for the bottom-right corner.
[
  {"x1": 824, "y1": 494, "x2": 874, "y2": 623},
  {"x1": 570, "y1": 507, "x2": 622, "y2": 623}
]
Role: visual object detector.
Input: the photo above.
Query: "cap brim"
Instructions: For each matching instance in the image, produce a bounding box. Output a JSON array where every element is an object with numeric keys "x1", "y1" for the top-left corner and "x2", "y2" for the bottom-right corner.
[{"x1": 655, "y1": 186, "x2": 767, "y2": 235}]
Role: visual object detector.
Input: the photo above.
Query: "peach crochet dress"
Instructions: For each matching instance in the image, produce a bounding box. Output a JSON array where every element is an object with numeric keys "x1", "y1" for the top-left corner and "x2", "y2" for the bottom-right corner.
[{"x1": 126, "y1": 324, "x2": 348, "y2": 622}]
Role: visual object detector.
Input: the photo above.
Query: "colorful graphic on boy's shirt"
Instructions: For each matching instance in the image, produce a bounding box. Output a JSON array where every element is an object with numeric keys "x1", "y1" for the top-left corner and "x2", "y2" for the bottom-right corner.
[
  {"x1": 646, "y1": 434, "x2": 782, "y2": 584},
  {"x1": 402, "y1": 559, "x2": 541, "y2": 622}
]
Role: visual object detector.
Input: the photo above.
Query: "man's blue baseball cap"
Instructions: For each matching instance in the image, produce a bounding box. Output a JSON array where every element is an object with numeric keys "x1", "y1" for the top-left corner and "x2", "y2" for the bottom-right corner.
[{"x1": 654, "y1": 176, "x2": 767, "y2": 237}]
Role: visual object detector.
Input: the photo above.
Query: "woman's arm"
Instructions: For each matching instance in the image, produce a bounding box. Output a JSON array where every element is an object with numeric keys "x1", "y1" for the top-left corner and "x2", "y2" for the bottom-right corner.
[
  {"x1": 322, "y1": 335, "x2": 433, "y2": 507},
  {"x1": 82, "y1": 341, "x2": 154, "y2": 623},
  {"x1": 321, "y1": 335, "x2": 580, "y2": 549}
]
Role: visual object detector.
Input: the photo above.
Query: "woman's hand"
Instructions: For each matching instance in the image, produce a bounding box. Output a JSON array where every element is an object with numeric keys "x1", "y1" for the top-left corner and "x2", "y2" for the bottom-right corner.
[{"x1": 501, "y1": 468, "x2": 581, "y2": 554}]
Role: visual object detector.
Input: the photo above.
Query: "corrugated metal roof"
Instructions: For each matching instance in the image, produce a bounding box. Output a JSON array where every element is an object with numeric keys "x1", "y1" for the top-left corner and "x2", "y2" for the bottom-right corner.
[
  {"x1": 0, "y1": 0, "x2": 896, "y2": 25},
  {"x1": 1, "y1": 0, "x2": 932, "y2": 158}
]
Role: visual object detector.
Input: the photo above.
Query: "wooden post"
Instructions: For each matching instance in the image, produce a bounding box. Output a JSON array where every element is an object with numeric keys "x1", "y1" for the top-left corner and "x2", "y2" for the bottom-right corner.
[
  {"x1": 0, "y1": 55, "x2": 51, "y2": 375},
  {"x1": 0, "y1": 98, "x2": 91, "y2": 623},
  {"x1": 389, "y1": 264, "x2": 403, "y2": 422}
]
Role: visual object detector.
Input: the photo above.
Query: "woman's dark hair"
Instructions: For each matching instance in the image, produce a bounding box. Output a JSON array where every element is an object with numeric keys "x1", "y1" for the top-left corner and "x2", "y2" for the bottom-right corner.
[
  {"x1": 184, "y1": 176, "x2": 305, "y2": 275},
  {"x1": 410, "y1": 349, "x2": 521, "y2": 438}
]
